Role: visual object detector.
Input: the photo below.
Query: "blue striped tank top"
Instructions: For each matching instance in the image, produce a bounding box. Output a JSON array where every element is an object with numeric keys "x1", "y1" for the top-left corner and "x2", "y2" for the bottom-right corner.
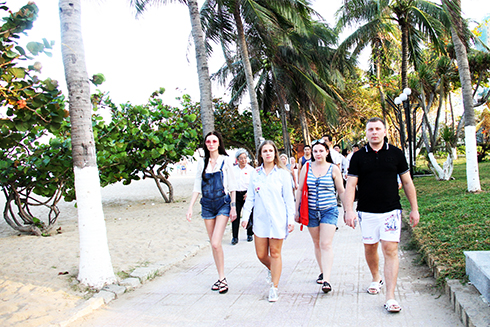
[{"x1": 306, "y1": 164, "x2": 337, "y2": 210}]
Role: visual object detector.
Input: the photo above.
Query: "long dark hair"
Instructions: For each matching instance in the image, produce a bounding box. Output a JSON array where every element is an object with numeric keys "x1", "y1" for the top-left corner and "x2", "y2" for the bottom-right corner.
[
  {"x1": 202, "y1": 131, "x2": 228, "y2": 180},
  {"x1": 311, "y1": 142, "x2": 333, "y2": 163}
]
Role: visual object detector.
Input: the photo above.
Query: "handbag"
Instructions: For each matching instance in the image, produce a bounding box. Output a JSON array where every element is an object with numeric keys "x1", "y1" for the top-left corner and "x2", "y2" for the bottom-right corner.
[{"x1": 299, "y1": 162, "x2": 309, "y2": 230}]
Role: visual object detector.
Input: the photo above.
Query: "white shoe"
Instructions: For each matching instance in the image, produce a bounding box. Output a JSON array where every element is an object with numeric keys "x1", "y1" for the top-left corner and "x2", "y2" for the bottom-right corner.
[
  {"x1": 266, "y1": 269, "x2": 271, "y2": 284},
  {"x1": 269, "y1": 286, "x2": 278, "y2": 302}
]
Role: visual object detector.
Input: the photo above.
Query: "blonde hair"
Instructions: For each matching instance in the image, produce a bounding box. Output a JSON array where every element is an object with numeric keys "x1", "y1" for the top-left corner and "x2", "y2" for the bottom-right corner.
[{"x1": 258, "y1": 140, "x2": 287, "y2": 170}]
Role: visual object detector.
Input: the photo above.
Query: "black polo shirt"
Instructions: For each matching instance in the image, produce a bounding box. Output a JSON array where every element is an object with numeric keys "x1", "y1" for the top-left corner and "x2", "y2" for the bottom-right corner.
[{"x1": 348, "y1": 142, "x2": 409, "y2": 213}]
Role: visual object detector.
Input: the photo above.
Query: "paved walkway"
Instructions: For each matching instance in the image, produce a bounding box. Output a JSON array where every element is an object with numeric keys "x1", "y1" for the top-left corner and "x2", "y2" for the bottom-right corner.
[{"x1": 70, "y1": 216, "x2": 462, "y2": 327}]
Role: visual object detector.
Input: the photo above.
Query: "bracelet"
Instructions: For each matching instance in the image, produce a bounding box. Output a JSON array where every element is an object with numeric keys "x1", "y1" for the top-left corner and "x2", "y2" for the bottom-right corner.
[{"x1": 231, "y1": 202, "x2": 236, "y2": 207}]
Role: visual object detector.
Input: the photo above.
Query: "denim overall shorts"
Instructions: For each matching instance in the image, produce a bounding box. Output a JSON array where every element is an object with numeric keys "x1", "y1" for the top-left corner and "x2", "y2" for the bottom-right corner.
[{"x1": 200, "y1": 160, "x2": 231, "y2": 219}]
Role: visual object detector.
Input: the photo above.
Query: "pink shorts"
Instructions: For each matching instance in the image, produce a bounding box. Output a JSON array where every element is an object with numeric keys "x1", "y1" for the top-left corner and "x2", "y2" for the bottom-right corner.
[{"x1": 358, "y1": 209, "x2": 401, "y2": 244}]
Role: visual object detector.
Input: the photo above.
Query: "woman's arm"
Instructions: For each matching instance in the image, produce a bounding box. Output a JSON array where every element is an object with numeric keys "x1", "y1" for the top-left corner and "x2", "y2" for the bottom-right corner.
[
  {"x1": 331, "y1": 164, "x2": 345, "y2": 204},
  {"x1": 294, "y1": 164, "x2": 307, "y2": 222},
  {"x1": 186, "y1": 192, "x2": 200, "y2": 221},
  {"x1": 241, "y1": 171, "x2": 256, "y2": 228}
]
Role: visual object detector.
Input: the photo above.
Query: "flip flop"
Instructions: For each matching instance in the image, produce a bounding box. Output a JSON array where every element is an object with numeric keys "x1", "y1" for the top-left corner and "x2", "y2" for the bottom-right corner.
[
  {"x1": 384, "y1": 299, "x2": 402, "y2": 312},
  {"x1": 367, "y1": 280, "x2": 384, "y2": 294}
]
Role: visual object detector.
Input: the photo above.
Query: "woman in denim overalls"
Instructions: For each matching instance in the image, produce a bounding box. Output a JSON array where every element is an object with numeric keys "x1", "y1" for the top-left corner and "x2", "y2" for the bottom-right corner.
[{"x1": 186, "y1": 131, "x2": 237, "y2": 294}]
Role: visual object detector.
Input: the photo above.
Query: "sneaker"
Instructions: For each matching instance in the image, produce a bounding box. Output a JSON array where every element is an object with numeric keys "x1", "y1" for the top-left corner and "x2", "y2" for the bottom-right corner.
[
  {"x1": 247, "y1": 235, "x2": 253, "y2": 242},
  {"x1": 268, "y1": 286, "x2": 278, "y2": 302},
  {"x1": 231, "y1": 237, "x2": 238, "y2": 245},
  {"x1": 266, "y1": 269, "x2": 272, "y2": 284}
]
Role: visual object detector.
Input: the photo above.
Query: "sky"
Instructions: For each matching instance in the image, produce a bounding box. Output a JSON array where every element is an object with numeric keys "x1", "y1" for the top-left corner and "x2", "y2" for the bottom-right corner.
[{"x1": 6, "y1": 0, "x2": 490, "y2": 108}]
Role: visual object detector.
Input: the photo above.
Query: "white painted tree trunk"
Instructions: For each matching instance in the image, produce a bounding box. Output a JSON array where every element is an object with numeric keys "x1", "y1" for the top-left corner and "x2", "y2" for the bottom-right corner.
[
  {"x1": 59, "y1": 0, "x2": 115, "y2": 288},
  {"x1": 427, "y1": 152, "x2": 454, "y2": 181},
  {"x1": 75, "y1": 167, "x2": 115, "y2": 287},
  {"x1": 465, "y1": 126, "x2": 481, "y2": 192}
]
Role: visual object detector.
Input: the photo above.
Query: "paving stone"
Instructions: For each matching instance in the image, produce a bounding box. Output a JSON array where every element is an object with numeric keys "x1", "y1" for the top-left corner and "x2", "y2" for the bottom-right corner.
[
  {"x1": 102, "y1": 284, "x2": 126, "y2": 297},
  {"x1": 93, "y1": 290, "x2": 116, "y2": 304},
  {"x1": 119, "y1": 277, "x2": 141, "y2": 290}
]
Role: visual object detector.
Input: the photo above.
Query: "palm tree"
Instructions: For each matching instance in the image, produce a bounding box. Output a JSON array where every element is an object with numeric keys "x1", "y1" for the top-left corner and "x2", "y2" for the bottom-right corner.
[
  {"x1": 441, "y1": 0, "x2": 481, "y2": 192},
  {"x1": 130, "y1": 0, "x2": 215, "y2": 137},
  {"x1": 59, "y1": 0, "x2": 116, "y2": 288},
  {"x1": 337, "y1": 0, "x2": 447, "y2": 152},
  {"x1": 206, "y1": 1, "x2": 352, "y2": 148}
]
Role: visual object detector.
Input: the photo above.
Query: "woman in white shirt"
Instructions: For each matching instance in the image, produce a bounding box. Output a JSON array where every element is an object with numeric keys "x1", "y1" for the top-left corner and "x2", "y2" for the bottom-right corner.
[
  {"x1": 241, "y1": 140, "x2": 295, "y2": 302},
  {"x1": 186, "y1": 131, "x2": 237, "y2": 294}
]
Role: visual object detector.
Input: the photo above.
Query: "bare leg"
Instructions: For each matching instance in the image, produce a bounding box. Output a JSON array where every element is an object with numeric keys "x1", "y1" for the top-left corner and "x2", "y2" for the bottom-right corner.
[
  {"x1": 318, "y1": 224, "x2": 337, "y2": 282},
  {"x1": 381, "y1": 240, "x2": 399, "y2": 301},
  {"x1": 204, "y1": 215, "x2": 229, "y2": 280},
  {"x1": 254, "y1": 236, "x2": 271, "y2": 270},
  {"x1": 269, "y1": 239, "x2": 284, "y2": 288},
  {"x1": 307, "y1": 226, "x2": 322, "y2": 273},
  {"x1": 364, "y1": 242, "x2": 382, "y2": 283}
]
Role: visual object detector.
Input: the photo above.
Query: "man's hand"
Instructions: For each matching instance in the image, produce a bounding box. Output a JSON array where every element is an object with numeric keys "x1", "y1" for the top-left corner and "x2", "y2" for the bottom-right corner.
[
  {"x1": 344, "y1": 211, "x2": 357, "y2": 229},
  {"x1": 410, "y1": 210, "x2": 420, "y2": 227}
]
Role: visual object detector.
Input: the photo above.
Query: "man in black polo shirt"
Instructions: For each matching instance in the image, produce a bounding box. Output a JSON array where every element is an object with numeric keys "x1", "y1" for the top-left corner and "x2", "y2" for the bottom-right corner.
[{"x1": 344, "y1": 117, "x2": 419, "y2": 313}]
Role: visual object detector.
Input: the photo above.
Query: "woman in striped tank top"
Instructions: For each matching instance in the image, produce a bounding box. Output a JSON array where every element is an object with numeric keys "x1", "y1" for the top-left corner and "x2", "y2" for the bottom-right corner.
[{"x1": 295, "y1": 139, "x2": 345, "y2": 293}]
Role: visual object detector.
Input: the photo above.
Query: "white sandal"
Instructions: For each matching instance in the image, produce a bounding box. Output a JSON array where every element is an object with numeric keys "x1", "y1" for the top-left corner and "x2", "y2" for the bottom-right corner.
[
  {"x1": 367, "y1": 280, "x2": 384, "y2": 294},
  {"x1": 384, "y1": 299, "x2": 402, "y2": 312}
]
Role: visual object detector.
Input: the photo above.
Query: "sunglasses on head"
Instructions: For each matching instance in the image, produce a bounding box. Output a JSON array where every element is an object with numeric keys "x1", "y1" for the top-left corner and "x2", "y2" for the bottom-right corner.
[{"x1": 312, "y1": 139, "x2": 326, "y2": 145}]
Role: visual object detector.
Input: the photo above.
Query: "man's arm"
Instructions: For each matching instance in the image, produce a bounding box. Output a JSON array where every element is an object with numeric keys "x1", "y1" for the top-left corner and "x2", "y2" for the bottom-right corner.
[
  {"x1": 399, "y1": 172, "x2": 420, "y2": 227},
  {"x1": 343, "y1": 176, "x2": 358, "y2": 228}
]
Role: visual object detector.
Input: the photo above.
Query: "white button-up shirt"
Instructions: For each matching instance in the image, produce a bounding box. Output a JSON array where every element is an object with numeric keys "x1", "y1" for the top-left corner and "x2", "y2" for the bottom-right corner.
[
  {"x1": 242, "y1": 165, "x2": 295, "y2": 239},
  {"x1": 234, "y1": 164, "x2": 255, "y2": 191},
  {"x1": 192, "y1": 155, "x2": 237, "y2": 194}
]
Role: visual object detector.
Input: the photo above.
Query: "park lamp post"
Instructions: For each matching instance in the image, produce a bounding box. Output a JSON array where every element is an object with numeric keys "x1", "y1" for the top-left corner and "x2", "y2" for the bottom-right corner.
[{"x1": 395, "y1": 88, "x2": 414, "y2": 177}]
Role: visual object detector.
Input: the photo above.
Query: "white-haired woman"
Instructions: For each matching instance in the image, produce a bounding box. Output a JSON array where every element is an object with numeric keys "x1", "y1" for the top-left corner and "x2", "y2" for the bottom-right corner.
[{"x1": 231, "y1": 149, "x2": 255, "y2": 245}]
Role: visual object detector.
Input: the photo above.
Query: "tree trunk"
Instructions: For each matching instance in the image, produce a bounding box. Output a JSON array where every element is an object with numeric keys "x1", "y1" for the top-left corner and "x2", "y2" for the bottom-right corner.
[
  {"x1": 445, "y1": 0, "x2": 481, "y2": 192},
  {"x1": 59, "y1": 0, "x2": 115, "y2": 288},
  {"x1": 233, "y1": 4, "x2": 263, "y2": 151},
  {"x1": 272, "y1": 75, "x2": 291, "y2": 157},
  {"x1": 299, "y1": 105, "x2": 311, "y2": 145},
  {"x1": 188, "y1": 0, "x2": 215, "y2": 137}
]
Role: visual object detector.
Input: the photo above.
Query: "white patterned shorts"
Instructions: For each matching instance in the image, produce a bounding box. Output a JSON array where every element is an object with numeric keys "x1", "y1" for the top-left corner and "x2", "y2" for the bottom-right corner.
[{"x1": 358, "y1": 209, "x2": 402, "y2": 244}]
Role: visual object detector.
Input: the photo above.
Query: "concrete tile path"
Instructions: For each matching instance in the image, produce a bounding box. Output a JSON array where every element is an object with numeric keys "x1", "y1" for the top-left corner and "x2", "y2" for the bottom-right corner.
[{"x1": 70, "y1": 217, "x2": 462, "y2": 327}]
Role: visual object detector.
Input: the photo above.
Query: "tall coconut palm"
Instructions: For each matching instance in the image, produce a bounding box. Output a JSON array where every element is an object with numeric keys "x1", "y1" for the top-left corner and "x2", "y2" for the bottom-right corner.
[
  {"x1": 131, "y1": 0, "x2": 215, "y2": 137},
  {"x1": 202, "y1": 0, "x2": 320, "y2": 150},
  {"x1": 441, "y1": 0, "x2": 481, "y2": 192},
  {"x1": 59, "y1": 0, "x2": 116, "y2": 288},
  {"x1": 337, "y1": 0, "x2": 447, "y2": 153}
]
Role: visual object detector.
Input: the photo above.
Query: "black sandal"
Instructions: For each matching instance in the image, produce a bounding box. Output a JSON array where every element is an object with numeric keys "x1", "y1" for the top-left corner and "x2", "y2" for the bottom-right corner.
[
  {"x1": 322, "y1": 281, "x2": 332, "y2": 293},
  {"x1": 316, "y1": 273, "x2": 323, "y2": 284},
  {"x1": 211, "y1": 280, "x2": 221, "y2": 291},
  {"x1": 218, "y1": 278, "x2": 228, "y2": 294}
]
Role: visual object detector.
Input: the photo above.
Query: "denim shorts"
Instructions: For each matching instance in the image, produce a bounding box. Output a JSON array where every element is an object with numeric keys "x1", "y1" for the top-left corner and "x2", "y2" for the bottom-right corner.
[
  {"x1": 307, "y1": 206, "x2": 339, "y2": 227},
  {"x1": 200, "y1": 194, "x2": 231, "y2": 219}
]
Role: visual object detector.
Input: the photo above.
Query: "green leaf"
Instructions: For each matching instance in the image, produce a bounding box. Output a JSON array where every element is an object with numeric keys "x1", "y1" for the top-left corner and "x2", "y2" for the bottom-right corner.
[
  {"x1": 26, "y1": 42, "x2": 44, "y2": 56},
  {"x1": 9, "y1": 67, "x2": 25, "y2": 79}
]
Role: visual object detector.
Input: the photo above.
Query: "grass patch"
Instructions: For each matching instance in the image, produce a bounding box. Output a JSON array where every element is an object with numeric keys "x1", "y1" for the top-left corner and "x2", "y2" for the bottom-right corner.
[{"x1": 401, "y1": 158, "x2": 490, "y2": 280}]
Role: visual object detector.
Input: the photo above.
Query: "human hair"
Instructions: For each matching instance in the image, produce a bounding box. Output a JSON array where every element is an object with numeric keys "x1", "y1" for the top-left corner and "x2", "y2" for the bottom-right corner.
[
  {"x1": 311, "y1": 142, "x2": 333, "y2": 163},
  {"x1": 202, "y1": 131, "x2": 228, "y2": 180},
  {"x1": 342, "y1": 148, "x2": 348, "y2": 156},
  {"x1": 304, "y1": 145, "x2": 311, "y2": 150},
  {"x1": 366, "y1": 117, "x2": 386, "y2": 128},
  {"x1": 258, "y1": 140, "x2": 287, "y2": 169},
  {"x1": 323, "y1": 135, "x2": 333, "y2": 142}
]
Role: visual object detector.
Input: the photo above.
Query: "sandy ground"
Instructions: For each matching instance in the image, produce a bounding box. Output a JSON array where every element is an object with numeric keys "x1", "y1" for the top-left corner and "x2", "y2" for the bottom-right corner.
[{"x1": 0, "y1": 172, "x2": 210, "y2": 326}]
